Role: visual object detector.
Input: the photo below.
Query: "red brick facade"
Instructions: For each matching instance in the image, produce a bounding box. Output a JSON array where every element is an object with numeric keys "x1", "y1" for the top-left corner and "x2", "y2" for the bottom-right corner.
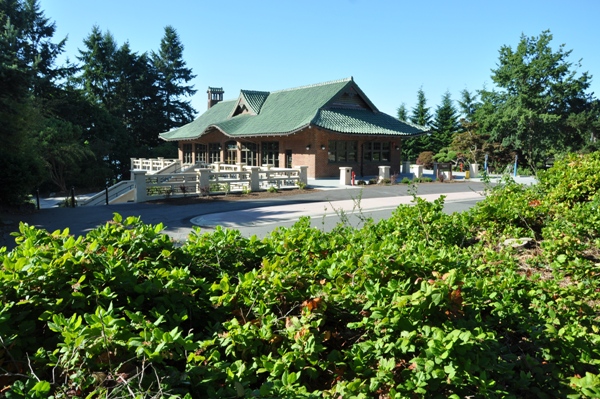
[{"x1": 178, "y1": 125, "x2": 404, "y2": 179}]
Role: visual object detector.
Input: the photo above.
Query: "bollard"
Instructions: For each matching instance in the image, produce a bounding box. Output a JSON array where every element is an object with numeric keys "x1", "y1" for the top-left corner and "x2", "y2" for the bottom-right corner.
[
  {"x1": 70, "y1": 186, "x2": 76, "y2": 208},
  {"x1": 36, "y1": 189, "x2": 40, "y2": 210},
  {"x1": 105, "y1": 185, "x2": 109, "y2": 205}
]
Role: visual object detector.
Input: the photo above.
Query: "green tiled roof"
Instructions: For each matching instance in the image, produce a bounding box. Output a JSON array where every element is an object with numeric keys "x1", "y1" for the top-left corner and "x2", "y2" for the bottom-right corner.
[
  {"x1": 313, "y1": 109, "x2": 428, "y2": 136},
  {"x1": 159, "y1": 100, "x2": 235, "y2": 141},
  {"x1": 240, "y1": 90, "x2": 269, "y2": 114},
  {"x1": 159, "y1": 78, "x2": 429, "y2": 141}
]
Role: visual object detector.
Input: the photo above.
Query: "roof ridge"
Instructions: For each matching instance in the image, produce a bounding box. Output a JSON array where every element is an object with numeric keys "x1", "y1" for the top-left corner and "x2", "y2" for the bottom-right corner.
[
  {"x1": 271, "y1": 77, "x2": 353, "y2": 93},
  {"x1": 241, "y1": 89, "x2": 270, "y2": 94}
]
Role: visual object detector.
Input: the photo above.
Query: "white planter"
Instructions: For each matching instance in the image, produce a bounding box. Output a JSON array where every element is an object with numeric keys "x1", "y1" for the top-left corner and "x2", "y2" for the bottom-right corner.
[
  {"x1": 469, "y1": 164, "x2": 479, "y2": 178},
  {"x1": 410, "y1": 164, "x2": 423, "y2": 178}
]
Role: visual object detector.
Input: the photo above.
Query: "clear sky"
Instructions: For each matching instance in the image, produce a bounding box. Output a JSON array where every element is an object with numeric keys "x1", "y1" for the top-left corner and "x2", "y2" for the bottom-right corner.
[{"x1": 40, "y1": 0, "x2": 600, "y2": 119}]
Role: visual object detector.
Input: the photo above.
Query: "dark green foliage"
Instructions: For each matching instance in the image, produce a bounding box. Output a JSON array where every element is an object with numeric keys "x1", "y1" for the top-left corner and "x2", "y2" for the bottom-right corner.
[
  {"x1": 396, "y1": 103, "x2": 408, "y2": 121},
  {"x1": 152, "y1": 25, "x2": 197, "y2": 134},
  {"x1": 430, "y1": 91, "x2": 460, "y2": 152},
  {"x1": 476, "y1": 30, "x2": 595, "y2": 171},
  {"x1": 402, "y1": 88, "x2": 433, "y2": 161},
  {"x1": 0, "y1": 1, "x2": 199, "y2": 202},
  {"x1": 2, "y1": 152, "x2": 600, "y2": 397}
]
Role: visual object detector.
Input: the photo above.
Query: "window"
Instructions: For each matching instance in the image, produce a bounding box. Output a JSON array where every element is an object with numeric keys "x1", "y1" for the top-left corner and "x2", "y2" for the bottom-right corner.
[
  {"x1": 225, "y1": 141, "x2": 237, "y2": 164},
  {"x1": 209, "y1": 143, "x2": 221, "y2": 163},
  {"x1": 261, "y1": 142, "x2": 279, "y2": 167},
  {"x1": 328, "y1": 141, "x2": 357, "y2": 163},
  {"x1": 241, "y1": 142, "x2": 258, "y2": 166},
  {"x1": 363, "y1": 142, "x2": 391, "y2": 162},
  {"x1": 195, "y1": 144, "x2": 207, "y2": 164},
  {"x1": 182, "y1": 143, "x2": 193, "y2": 164}
]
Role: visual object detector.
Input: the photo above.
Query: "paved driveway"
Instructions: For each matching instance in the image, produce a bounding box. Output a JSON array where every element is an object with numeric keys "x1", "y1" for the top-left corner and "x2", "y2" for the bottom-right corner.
[{"x1": 1, "y1": 181, "x2": 488, "y2": 250}]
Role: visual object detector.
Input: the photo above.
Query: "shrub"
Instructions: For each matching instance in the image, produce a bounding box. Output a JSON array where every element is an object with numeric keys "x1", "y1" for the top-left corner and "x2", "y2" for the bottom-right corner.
[
  {"x1": 295, "y1": 181, "x2": 307, "y2": 190},
  {"x1": 401, "y1": 177, "x2": 411, "y2": 184},
  {"x1": 416, "y1": 151, "x2": 434, "y2": 169},
  {"x1": 2, "y1": 152, "x2": 600, "y2": 398}
]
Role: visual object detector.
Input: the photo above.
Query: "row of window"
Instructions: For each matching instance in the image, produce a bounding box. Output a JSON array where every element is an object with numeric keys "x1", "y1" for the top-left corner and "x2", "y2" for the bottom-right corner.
[
  {"x1": 183, "y1": 142, "x2": 279, "y2": 167},
  {"x1": 183, "y1": 141, "x2": 392, "y2": 165},
  {"x1": 328, "y1": 142, "x2": 391, "y2": 162}
]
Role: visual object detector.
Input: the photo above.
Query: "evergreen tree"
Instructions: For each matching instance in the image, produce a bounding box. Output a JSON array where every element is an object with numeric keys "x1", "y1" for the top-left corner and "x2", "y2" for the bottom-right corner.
[
  {"x1": 152, "y1": 25, "x2": 197, "y2": 133},
  {"x1": 396, "y1": 103, "x2": 408, "y2": 121},
  {"x1": 0, "y1": 0, "x2": 65, "y2": 203},
  {"x1": 410, "y1": 88, "x2": 432, "y2": 127},
  {"x1": 76, "y1": 26, "x2": 120, "y2": 109},
  {"x1": 457, "y1": 89, "x2": 479, "y2": 122},
  {"x1": 401, "y1": 88, "x2": 432, "y2": 161},
  {"x1": 431, "y1": 91, "x2": 460, "y2": 152},
  {"x1": 477, "y1": 30, "x2": 594, "y2": 170}
]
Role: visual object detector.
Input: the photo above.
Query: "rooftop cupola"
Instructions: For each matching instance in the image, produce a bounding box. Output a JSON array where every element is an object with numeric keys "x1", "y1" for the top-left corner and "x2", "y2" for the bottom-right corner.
[{"x1": 207, "y1": 87, "x2": 224, "y2": 109}]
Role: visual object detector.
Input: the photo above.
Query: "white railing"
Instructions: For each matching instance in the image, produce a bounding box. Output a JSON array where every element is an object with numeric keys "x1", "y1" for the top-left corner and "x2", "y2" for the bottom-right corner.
[
  {"x1": 131, "y1": 165, "x2": 308, "y2": 202},
  {"x1": 80, "y1": 159, "x2": 309, "y2": 205},
  {"x1": 79, "y1": 181, "x2": 136, "y2": 206},
  {"x1": 130, "y1": 157, "x2": 179, "y2": 174}
]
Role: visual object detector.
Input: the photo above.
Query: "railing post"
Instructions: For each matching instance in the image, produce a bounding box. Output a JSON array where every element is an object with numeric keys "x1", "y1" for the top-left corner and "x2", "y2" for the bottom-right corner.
[
  {"x1": 131, "y1": 170, "x2": 148, "y2": 203},
  {"x1": 249, "y1": 166, "x2": 261, "y2": 191},
  {"x1": 298, "y1": 166, "x2": 308, "y2": 186},
  {"x1": 196, "y1": 168, "x2": 211, "y2": 195}
]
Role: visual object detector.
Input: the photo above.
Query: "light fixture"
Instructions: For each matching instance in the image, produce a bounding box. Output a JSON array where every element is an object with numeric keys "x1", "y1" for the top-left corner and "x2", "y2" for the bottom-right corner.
[
  {"x1": 306, "y1": 144, "x2": 311, "y2": 151},
  {"x1": 395, "y1": 146, "x2": 400, "y2": 151},
  {"x1": 321, "y1": 144, "x2": 326, "y2": 150}
]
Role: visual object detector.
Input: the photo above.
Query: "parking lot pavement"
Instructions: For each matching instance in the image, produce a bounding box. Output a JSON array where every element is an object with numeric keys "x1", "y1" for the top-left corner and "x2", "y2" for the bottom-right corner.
[
  {"x1": 190, "y1": 190, "x2": 484, "y2": 229},
  {"x1": 2, "y1": 179, "x2": 496, "y2": 250}
]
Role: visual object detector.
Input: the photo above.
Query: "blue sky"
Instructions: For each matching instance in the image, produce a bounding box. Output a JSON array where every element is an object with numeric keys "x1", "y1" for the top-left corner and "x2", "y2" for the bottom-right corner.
[{"x1": 41, "y1": 0, "x2": 600, "y2": 119}]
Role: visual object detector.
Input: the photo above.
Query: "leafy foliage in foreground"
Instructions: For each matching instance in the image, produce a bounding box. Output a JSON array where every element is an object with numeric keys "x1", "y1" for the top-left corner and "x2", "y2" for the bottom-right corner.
[{"x1": 2, "y1": 152, "x2": 600, "y2": 398}]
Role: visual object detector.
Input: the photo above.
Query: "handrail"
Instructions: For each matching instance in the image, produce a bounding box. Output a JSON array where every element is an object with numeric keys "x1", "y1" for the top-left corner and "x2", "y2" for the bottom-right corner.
[{"x1": 79, "y1": 181, "x2": 135, "y2": 206}]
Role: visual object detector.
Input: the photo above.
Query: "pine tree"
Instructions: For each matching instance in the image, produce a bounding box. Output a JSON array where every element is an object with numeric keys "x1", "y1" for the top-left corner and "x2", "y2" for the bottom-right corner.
[
  {"x1": 396, "y1": 103, "x2": 408, "y2": 121},
  {"x1": 77, "y1": 26, "x2": 120, "y2": 109},
  {"x1": 457, "y1": 89, "x2": 479, "y2": 122},
  {"x1": 401, "y1": 88, "x2": 432, "y2": 161},
  {"x1": 0, "y1": 0, "x2": 65, "y2": 203},
  {"x1": 431, "y1": 91, "x2": 460, "y2": 152},
  {"x1": 152, "y1": 26, "x2": 196, "y2": 133}
]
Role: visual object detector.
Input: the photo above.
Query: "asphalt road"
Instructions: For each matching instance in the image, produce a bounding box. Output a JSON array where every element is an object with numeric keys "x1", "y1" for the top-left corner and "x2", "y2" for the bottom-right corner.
[{"x1": 2, "y1": 181, "x2": 488, "y2": 250}]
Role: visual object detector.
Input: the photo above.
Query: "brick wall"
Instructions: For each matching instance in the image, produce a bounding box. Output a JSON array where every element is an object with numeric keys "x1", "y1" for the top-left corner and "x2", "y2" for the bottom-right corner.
[{"x1": 178, "y1": 126, "x2": 406, "y2": 179}]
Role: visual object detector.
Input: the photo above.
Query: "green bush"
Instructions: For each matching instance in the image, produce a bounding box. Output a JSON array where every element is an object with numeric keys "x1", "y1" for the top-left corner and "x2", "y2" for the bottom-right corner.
[{"x1": 1, "y1": 152, "x2": 600, "y2": 398}]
